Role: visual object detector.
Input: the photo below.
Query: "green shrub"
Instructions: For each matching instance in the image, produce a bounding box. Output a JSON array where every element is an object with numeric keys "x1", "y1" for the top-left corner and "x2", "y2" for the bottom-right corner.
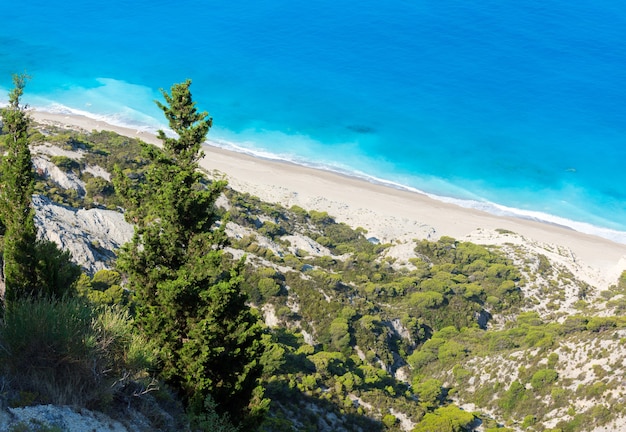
[
  {"x1": 258, "y1": 277, "x2": 281, "y2": 298},
  {"x1": 547, "y1": 352, "x2": 559, "y2": 368},
  {"x1": 437, "y1": 340, "x2": 466, "y2": 364},
  {"x1": 523, "y1": 330, "x2": 546, "y2": 347},
  {"x1": 586, "y1": 317, "x2": 617, "y2": 332},
  {"x1": 91, "y1": 269, "x2": 122, "y2": 290},
  {"x1": 259, "y1": 221, "x2": 284, "y2": 239},
  {"x1": 188, "y1": 394, "x2": 239, "y2": 432},
  {"x1": 562, "y1": 315, "x2": 588, "y2": 334},
  {"x1": 414, "y1": 378, "x2": 443, "y2": 408},
  {"x1": 382, "y1": 413, "x2": 397, "y2": 428},
  {"x1": 408, "y1": 348, "x2": 438, "y2": 370},
  {"x1": 530, "y1": 369, "x2": 558, "y2": 392},
  {"x1": 410, "y1": 291, "x2": 445, "y2": 309},
  {"x1": 413, "y1": 405, "x2": 474, "y2": 432},
  {"x1": 289, "y1": 205, "x2": 308, "y2": 219},
  {"x1": 85, "y1": 176, "x2": 115, "y2": 204},
  {"x1": 329, "y1": 317, "x2": 351, "y2": 354},
  {"x1": 452, "y1": 365, "x2": 471, "y2": 384},
  {"x1": 50, "y1": 155, "x2": 81, "y2": 173},
  {"x1": 522, "y1": 414, "x2": 537, "y2": 428},
  {"x1": 499, "y1": 380, "x2": 528, "y2": 414},
  {"x1": 309, "y1": 210, "x2": 333, "y2": 225},
  {"x1": 76, "y1": 269, "x2": 128, "y2": 306},
  {"x1": 34, "y1": 239, "x2": 82, "y2": 298}
]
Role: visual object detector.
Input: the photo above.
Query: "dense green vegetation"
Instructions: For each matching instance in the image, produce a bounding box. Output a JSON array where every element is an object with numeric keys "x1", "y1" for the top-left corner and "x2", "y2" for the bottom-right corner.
[
  {"x1": 33, "y1": 128, "x2": 148, "y2": 210},
  {"x1": 0, "y1": 74, "x2": 80, "y2": 304},
  {"x1": 225, "y1": 196, "x2": 529, "y2": 430},
  {"x1": 0, "y1": 73, "x2": 38, "y2": 301},
  {"x1": 2, "y1": 74, "x2": 626, "y2": 431},
  {"x1": 114, "y1": 80, "x2": 266, "y2": 428}
]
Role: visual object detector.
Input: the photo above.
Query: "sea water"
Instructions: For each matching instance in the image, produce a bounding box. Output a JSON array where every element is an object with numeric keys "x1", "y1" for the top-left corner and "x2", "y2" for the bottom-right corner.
[{"x1": 2, "y1": 0, "x2": 626, "y2": 242}]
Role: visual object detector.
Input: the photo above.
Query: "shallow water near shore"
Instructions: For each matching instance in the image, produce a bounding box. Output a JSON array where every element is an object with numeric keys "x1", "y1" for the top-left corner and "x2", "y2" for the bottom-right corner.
[{"x1": 3, "y1": 0, "x2": 626, "y2": 241}]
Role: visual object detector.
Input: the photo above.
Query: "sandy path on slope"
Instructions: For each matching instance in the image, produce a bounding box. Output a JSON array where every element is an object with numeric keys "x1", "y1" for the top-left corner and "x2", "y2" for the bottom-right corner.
[{"x1": 30, "y1": 110, "x2": 626, "y2": 287}]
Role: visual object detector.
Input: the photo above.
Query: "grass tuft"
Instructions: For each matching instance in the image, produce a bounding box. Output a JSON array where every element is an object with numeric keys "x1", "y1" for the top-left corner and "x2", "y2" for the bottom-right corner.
[{"x1": 0, "y1": 296, "x2": 155, "y2": 408}]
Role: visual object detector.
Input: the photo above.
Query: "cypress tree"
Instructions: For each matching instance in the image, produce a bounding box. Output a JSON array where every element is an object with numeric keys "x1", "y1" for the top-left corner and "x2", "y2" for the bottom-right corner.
[
  {"x1": 0, "y1": 74, "x2": 37, "y2": 303},
  {"x1": 115, "y1": 80, "x2": 266, "y2": 426}
]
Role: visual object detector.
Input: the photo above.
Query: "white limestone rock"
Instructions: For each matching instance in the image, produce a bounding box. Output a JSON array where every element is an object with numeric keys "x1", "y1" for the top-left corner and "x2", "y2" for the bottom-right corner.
[{"x1": 33, "y1": 195, "x2": 134, "y2": 275}]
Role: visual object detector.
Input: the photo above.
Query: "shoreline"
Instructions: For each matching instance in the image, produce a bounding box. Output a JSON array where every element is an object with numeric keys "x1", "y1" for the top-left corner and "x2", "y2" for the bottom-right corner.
[
  {"x1": 29, "y1": 107, "x2": 626, "y2": 245},
  {"x1": 30, "y1": 110, "x2": 626, "y2": 288}
]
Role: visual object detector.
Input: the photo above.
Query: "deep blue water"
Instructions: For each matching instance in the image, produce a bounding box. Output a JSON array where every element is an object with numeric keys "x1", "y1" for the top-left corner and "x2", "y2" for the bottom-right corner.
[{"x1": 2, "y1": 1, "x2": 626, "y2": 241}]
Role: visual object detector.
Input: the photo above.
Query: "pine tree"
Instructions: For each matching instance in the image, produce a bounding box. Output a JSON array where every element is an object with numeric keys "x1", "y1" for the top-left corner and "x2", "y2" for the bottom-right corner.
[
  {"x1": 115, "y1": 80, "x2": 266, "y2": 426},
  {"x1": 0, "y1": 74, "x2": 37, "y2": 303},
  {"x1": 0, "y1": 75, "x2": 80, "y2": 306}
]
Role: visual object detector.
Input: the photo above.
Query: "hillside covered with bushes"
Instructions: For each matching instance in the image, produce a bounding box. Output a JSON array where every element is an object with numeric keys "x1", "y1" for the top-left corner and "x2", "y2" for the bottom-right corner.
[{"x1": 1, "y1": 76, "x2": 626, "y2": 431}]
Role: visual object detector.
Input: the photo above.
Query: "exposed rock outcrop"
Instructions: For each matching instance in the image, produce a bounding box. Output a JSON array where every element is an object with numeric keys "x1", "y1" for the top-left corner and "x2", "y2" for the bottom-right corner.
[
  {"x1": 33, "y1": 195, "x2": 133, "y2": 275},
  {"x1": 0, "y1": 405, "x2": 128, "y2": 432},
  {"x1": 33, "y1": 156, "x2": 86, "y2": 195}
]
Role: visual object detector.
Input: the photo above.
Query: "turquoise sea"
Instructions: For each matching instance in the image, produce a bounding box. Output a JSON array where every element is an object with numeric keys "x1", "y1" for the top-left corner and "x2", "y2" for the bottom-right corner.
[{"x1": 2, "y1": 1, "x2": 626, "y2": 242}]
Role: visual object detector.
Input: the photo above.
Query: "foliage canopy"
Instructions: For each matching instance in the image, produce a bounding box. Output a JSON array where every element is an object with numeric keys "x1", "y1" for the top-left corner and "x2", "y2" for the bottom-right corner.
[{"x1": 115, "y1": 80, "x2": 266, "y2": 426}]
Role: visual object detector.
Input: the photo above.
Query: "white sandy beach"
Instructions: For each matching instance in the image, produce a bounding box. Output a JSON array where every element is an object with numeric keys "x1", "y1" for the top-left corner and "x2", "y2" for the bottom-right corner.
[{"x1": 30, "y1": 110, "x2": 626, "y2": 290}]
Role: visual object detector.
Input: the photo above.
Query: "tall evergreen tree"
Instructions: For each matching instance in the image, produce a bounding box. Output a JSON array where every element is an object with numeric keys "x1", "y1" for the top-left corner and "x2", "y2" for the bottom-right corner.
[
  {"x1": 0, "y1": 76, "x2": 79, "y2": 305},
  {"x1": 115, "y1": 80, "x2": 266, "y2": 426},
  {"x1": 0, "y1": 74, "x2": 37, "y2": 303}
]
